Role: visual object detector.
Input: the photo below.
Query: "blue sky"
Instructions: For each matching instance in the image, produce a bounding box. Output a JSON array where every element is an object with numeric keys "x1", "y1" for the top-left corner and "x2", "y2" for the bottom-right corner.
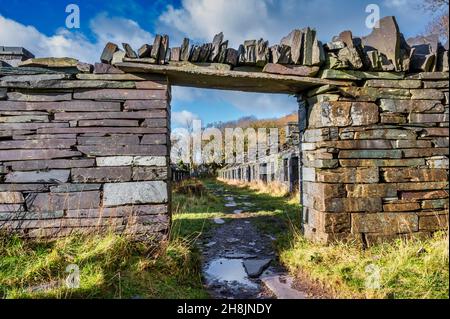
[{"x1": 0, "y1": 0, "x2": 438, "y2": 128}]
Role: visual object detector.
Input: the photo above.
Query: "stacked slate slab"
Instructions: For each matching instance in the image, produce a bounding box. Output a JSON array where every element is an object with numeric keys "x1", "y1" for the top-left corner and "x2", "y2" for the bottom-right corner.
[
  {"x1": 91, "y1": 16, "x2": 448, "y2": 77},
  {"x1": 0, "y1": 62, "x2": 171, "y2": 242}
]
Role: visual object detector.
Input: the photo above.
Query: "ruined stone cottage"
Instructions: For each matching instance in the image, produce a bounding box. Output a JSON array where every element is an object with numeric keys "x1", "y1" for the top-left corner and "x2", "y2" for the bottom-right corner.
[{"x1": 0, "y1": 16, "x2": 448, "y2": 245}]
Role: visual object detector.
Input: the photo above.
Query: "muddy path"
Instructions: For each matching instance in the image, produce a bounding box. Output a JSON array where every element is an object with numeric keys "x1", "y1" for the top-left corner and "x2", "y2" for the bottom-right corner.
[{"x1": 199, "y1": 181, "x2": 311, "y2": 299}]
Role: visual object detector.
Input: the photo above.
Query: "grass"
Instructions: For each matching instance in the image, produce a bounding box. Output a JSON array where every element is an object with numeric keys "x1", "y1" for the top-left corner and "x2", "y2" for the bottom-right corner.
[
  {"x1": 0, "y1": 232, "x2": 208, "y2": 299},
  {"x1": 280, "y1": 231, "x2": 449, "y2": 299},
  {"x1": 219, "y1": 178, "x2": 449, "y2": 299},
  {"x1": 0, "y1": 178, "x2": 223, "y2": 299},
  {"x1": 1, "y1": 178, "x2": 448, "y2": 299}
]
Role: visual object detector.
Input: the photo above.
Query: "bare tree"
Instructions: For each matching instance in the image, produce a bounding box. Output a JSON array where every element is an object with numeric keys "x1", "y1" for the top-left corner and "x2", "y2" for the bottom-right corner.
[{"x1": 422, "y1": 0, "x2": 449, "y2": 43}]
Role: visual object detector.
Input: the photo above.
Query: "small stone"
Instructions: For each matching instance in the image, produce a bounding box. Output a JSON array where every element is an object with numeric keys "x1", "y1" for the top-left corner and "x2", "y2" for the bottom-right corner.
[
  {"x1": 213, "y1": 218, "x2": 225, "y2": 224},
  {"x1": 111, "y1": 50, "x2": 126, "y2": 65},
  {"x1": 180, "y1": 38, "x2": 190, "y2": 61},
  {"x1": 138, "y1": 44, "x2": 152, "y2": 58},
  {"x1": 76, "y1": 62, "x2": 93, "y2": 73},
  {"x1": 281, "y1": 30, "x2": 303, "y2": 64},
  {"x1": 224, "y1": 48, "x2": 238, "y2": 66},
  {"x1": 170, "y1": 47, "x2": 181, "y2": 61},
  {"x1": 210, "y1": 32, "x2": 224, "y2": 62},
  {"x1": 94, "y1": 62, "x2": 125, "y2": 74},
  {"x1": 122, "y1": 43, "x2": 137, "y2": 58},
  {"x1": 100, "y1": 42, "x2": 119, "y2": 64},
  {"x1": 243, "y1": 259, "x2": 272, "y2": 278},
  {"x1": 361, "y1": 16, "x2": 403, "y2": 71},
  {"x1": 325, "y1": 41, "x2": 346, "y2": 51}
]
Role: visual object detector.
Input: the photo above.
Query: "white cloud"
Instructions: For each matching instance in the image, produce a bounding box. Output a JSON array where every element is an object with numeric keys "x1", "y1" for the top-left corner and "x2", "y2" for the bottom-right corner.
[
  {"x1": 0, "y1": 14, "x2": 152, "y2": 63},
  {"x1": 218, "y1": 91, "x2": 297, "y2": 115},
  {"x1": 172, "y1": 110, "x2": 200, "y2": 128}
]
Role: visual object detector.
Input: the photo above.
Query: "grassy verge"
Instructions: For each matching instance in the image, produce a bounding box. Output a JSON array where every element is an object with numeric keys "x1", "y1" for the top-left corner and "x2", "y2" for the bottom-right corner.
[
  {"x1": 0, "y1": 178, "x2": 222, "y2": 299},
  {"x1": 0, "y1": 232, "x2": 207, "y2": 299},
  {"x1": 280, "y1": 231, "x2": 449, "y2": 299},
  {"x1": 219, "y1": 178, "x2": 449, "y2": 299}
]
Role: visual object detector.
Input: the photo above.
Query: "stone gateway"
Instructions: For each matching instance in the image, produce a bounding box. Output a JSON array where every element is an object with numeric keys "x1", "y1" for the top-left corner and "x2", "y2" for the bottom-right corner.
[{"x1": 0, "y1": 15, "x2": 448, "y2": 245}]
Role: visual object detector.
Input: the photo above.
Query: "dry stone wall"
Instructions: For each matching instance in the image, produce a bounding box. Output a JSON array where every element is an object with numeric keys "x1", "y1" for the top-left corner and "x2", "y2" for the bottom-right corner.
[
  {"x1": 1, "y1": 14, "x2": 449, "y2": 244},
  {"x1": 302, "y1": 72, "x2": 449, "y2": 245},
  {"x1": 0, "y1": 70, "x2": 171, "y2": 241}
]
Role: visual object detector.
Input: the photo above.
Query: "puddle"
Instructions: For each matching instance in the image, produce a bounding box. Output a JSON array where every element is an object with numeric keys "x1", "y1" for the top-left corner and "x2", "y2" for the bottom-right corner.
[{"x1": 204, "y1": 258, "x2": 258, "y2": 289}]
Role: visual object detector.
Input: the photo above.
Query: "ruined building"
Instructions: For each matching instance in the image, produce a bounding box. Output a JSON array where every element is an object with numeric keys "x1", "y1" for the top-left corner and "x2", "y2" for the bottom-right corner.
[{"x1": 0, "y1": 16, "x2": 448, "y2": 245}]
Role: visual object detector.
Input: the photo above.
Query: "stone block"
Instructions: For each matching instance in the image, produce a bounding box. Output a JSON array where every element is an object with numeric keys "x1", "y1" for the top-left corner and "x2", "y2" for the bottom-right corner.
[
  {"x1": 96, "y1": 156, "x2": 167, "y2": 167},
  {"x1": 409, "y1": 113, "x2": 449, "y2": 123},
  {"x1": 346, "y1": 184, "x2": 397, "y2": 198},
  {"x1": 132, "y1": 167, "x2": 168, "y2": 181},
  {"x1": 316, "y1": 167, "x2": 379, "y2": 183},
  {"x1": 365, "y1": 79, "x2": 422, "y2": 89},
  {"x1": 354, "y1": 129, "x2": 416, "y2": 140},
  {"x1": 410, "y1": 89, "x2": 444, "y2": 100},
  {"x1": 393, "y1": 140, "x2": 432, "y2": 148},
  {"x1": 77, "y1": 145, "x2": 167, "y2": 156},
  {"x1": 303, "y1": 182, "x2": 346, "y2": 198},
  {"x1": 421, "y1": 199, "x2": 449, "y2": 209},
  {"x1": 0, "y1": 101, "x2": 121, "y2": 112},
  {"x1": 77, "y1": 135, "x2": 140, "y2": 145},
  {"x1": 5, "y1": 170, "x2": 70, "y2": 183},
  {"x1": 426, "y1": 156, "x2": 449, "y2": 169},
  {"x1": 402, "y1": 148, "x2": 449, "y2": 158},
  {"x1": 423, "y1": 81, "x2": 449, "y2": 89},
  {"x1": 383, "y1": 201, "x2": 421, "y2": 212},
  {"x1": 124, "y1": 100, "x2": 167, "y2": 110},
  {"x1": 381, "y1": 113, "x2": 407, "y2": 124},
  {"x1": 382, "y1": 168, "x2": 448, "y2": 182},
  {"x1": 103, "y1": 181, "x2": 168, "y2": 207},
  {"x1": 0, "y1": 192, "x2": 24, "y2": 204},
  {"x1": 54, "y1": 110, "x2": 166, "y2": 120},
  {"x1": 71, "y1": 167, "x2": 132, "y2": 183},
  {"x1": 316, "y1": 197, "x2": 382, "y2": 213},
  {"x1": 340, "y1": 158, "x2": 425, "y2": 167},
  {"x1": 7, "y1": 92, "x2": 72, "y2": 102},
  {"x1": 418, "y1": 213, "x2": 448, "y2": 231},
  {"x1": 379, "y1": 99, "x2": 444, "y2": 113},
  {"x1": 27, "y1": 191, "x2": 100, "y2": 212},
  {"x1": 140, "y1": 134, "x2": 167, "y2": 145},
  {"x1": 74, "y1": 89, "x2": 166, "y2": 100},
  {"x1": 0, "y1": 139, "x2": 76, "y2": 149},
  {"x1": 78, "y1": 119, "x2": 140, "y2": 127},
  {"x1": 401, "y1": 190, "x2": 449, "y2": 200},
  {"x1": 5, "y1": 159, "x2": 94, "y2": 171},
  {"x1": 351, "y1": 213, "x2": 418, "y2": 234},
  {"x1": 303, "y1": 128, "x2": 339, "y2": 142},
  {"x1": 309, "y1": 101, "x2": 378, "y2": 128},
  {"x1": 419, "y1": 128, "x2": 449, "y2": 137},
  {"x1": 338, "y1": 150, "x2": 402, "y2": 159},
  {"x1": 66, "y1": 204, "x2": 167, "y2": 218}
]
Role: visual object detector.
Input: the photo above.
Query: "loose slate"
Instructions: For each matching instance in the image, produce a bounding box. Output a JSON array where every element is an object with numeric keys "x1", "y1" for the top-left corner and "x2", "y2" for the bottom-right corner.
[
  {"x1": 138, "y1": 44, "x2": 152, "y2": 58},
  {"x1": 210, "y1": 32, "x2": 224, "y2": 62},
  {"x1": 122, "y1": 43, "x2": 138, "y2": 58},
  {"x1": 100, "y1": 42, "x2": 119, "y2": 64},
  {"x1": 180, "y1": 38, "x2": 190, "y2": 61},
  {"x1": 361, "y1": 16, "x2": 402, "y2": 71},
  {"x1": 281, "y1": 30, "x2": 303, "y2": 64}
]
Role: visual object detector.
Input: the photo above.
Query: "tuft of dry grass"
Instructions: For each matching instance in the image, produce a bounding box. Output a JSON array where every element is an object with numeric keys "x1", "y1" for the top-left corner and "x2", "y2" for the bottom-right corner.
[
  {"x1": 280, "y1": 230, "x2": 449, "y2": 299},
  {"x1": 218, "y1": 178, "x2": 290, "y2": 197}
]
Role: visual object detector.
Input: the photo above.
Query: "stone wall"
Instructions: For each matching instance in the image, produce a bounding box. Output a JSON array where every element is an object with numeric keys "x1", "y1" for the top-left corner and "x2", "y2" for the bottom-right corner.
[
  {"x1": 0, "y1": 71, "x2": 171, "y2": 241},
  {"x1": 302, "y1": 72, "x2": 449, "y2": 245}
]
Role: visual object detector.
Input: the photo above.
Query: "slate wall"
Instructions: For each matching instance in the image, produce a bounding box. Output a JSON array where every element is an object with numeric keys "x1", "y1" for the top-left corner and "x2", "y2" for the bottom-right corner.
[
  {"x1": 302, "y1": 72, "x2": 449, "y2": 245},
  {"x1": 0, "y1": 72, "x2": 171, "y2": 241}
]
